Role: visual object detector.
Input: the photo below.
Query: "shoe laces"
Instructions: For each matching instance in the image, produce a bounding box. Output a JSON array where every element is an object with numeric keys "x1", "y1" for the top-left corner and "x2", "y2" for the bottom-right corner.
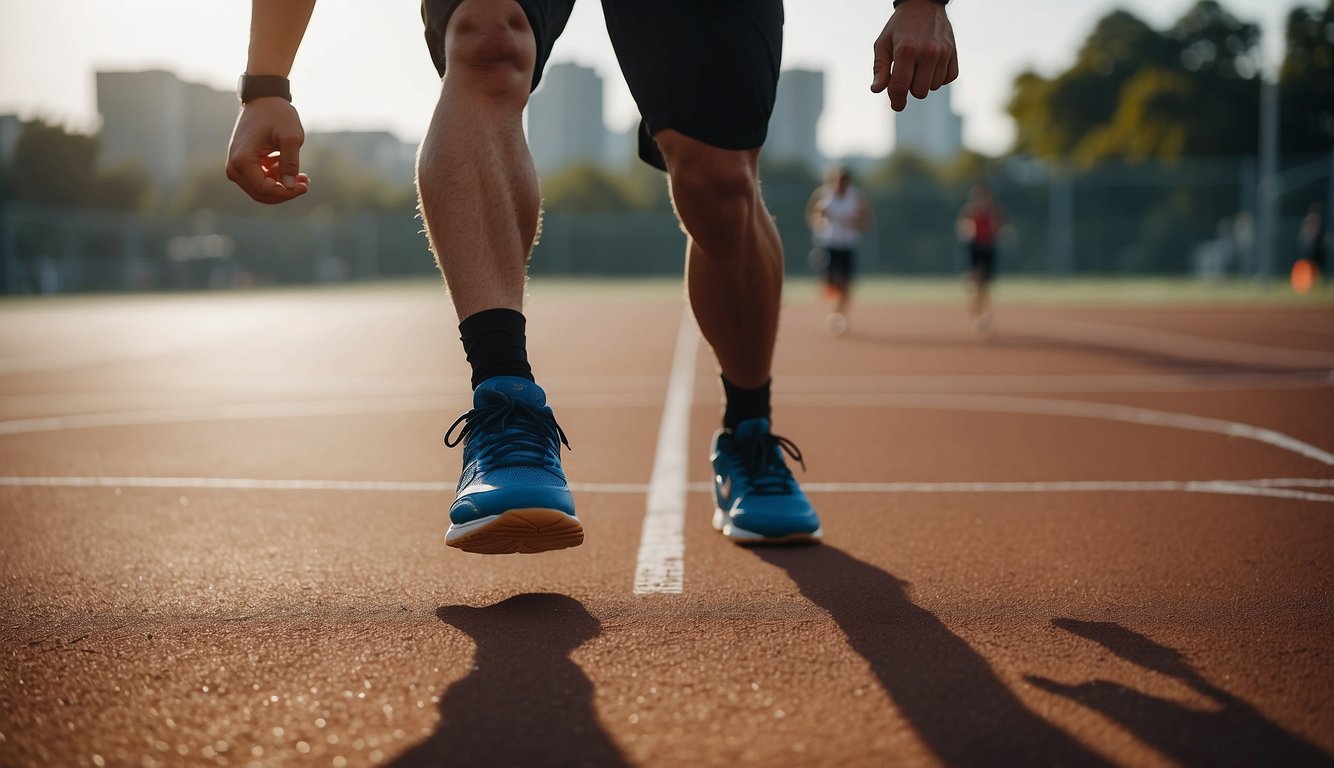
[
  {"x1": 732, "y1": 429, "x2": 807, "y2": 495},
  {"x1": 444, "y1": 389, "x2": 571, "y2": 469}
]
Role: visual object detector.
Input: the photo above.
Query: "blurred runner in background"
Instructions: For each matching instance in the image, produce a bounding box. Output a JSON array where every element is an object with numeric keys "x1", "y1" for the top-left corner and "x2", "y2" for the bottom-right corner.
[
  {"x1": 956, "y1": 182, "x2": 1007, "y2": 336},
  {"x1": 807, "y1": 166, "x2": 872, "y2": 336}
]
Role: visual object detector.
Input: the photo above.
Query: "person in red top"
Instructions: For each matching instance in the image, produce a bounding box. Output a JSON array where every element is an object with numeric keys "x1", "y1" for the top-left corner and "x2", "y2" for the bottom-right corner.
[{"x1": 956, "y1": 183, "x2": 1006, "y2": 335}]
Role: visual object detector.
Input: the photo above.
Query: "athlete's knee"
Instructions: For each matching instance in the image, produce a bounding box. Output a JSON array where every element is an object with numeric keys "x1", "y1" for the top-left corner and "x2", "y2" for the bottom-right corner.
[
  {"x1": 664, "y1": 137, "x2": 758, "y2": 208},
  {"x1": 443, "y1": 0, "x2": 536, "y2": 102},
  {"x1": 661, "y1": 135, "x2": 761, "y2": 247}
]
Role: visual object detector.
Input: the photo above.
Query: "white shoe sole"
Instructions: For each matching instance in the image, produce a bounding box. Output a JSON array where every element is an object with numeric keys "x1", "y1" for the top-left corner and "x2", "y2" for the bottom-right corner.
[
  {"x1": 446, "y1": 508, "x2": 584, "y2": 555},
  {"x1": 712, "y1": 508, "x2": 822, "y2": 545}
]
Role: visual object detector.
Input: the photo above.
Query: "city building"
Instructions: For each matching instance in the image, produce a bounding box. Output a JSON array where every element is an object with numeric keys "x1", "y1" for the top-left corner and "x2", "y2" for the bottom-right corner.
[
  {"x1": 527, "y1": 63, "x2": 607, "y2": 173},
  {"x1": 96, "y1": 69, "x2": 418, "y2": 191},
  {"x1": 603, "y1": 123, "x2": 636, "y2": 170},
  {"x1": 0, "y1": 114, "x2": 22, "y2": 165},
  {"x1": 893, "y1": 83, "x2": 964, "y2": 161},
  {"x1": 768, "y1": 68, "x2": 825, "y2": 172},
  {"x1": 773, "y1": 68, "x2": 821, "y2": 172},
  {"x1": 304, "y1": 130, "x2": 418, "y2": 187},
  {"x1": 96, "y1": 70, "x2": 236, "y2": 188}
]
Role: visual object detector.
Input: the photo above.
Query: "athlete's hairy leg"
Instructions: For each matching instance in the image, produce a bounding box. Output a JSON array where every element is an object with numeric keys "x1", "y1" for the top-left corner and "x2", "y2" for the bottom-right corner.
[
  {"x1": 416, "y1": 0, "x2": 540, "y2": 319},
  {"x1": 657, "y1": 130, "x2": 782, "y2": 389}
]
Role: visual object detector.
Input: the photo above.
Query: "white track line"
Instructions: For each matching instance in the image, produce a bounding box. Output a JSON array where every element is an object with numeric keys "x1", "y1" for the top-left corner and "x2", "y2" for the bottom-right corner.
[
  {"x1": 4, "y1": 373, "x2": 1328, "y2": 436},
  {"x1": 633, "y1": 311, "x2": 698, "y2": 595},
  {"x1": 797, "y1": 480, "x2": 1334, "y2": 503},
  {"x1": 4, "y1": 477, "x2": 1332, "y2": 503},
  {"x1": 783, "y1": 392, "x2": 1334, "y2": 467}
]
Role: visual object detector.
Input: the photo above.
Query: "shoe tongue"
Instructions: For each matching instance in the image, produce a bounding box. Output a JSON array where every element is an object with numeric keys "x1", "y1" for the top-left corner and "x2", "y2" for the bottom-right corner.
[
  {"x1": 475, "y1": 376, "x2": 547, "y2": 407},
  {"x1": 733, "y1": 417, "x2": 771, "y2": 442}
]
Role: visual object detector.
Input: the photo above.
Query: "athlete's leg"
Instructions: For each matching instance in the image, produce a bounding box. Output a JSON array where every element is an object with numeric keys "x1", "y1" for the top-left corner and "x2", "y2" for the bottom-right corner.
[
  {"x1": 417, "y1": 0, "x2": 539, "y2": 319},
  {"x1": 418, "y1": 1, "x2": 582, "y2": 555},
  {"x1": 835, "y1": 276, "x2": 852, "y2": 317},
  {"x1": 656, "y1": 131, "x2": 781, "y2": 389},
  {"x1": 966, "y1": 244, "x2": 983, "y2": 319}
]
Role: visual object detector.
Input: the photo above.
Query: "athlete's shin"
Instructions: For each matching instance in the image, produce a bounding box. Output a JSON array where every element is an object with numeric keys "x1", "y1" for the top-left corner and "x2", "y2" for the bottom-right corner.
[
  {"x1": 661, "y1": 134, "x2": 783, "y2": 390},
  {"x1": 416, "y1": 0, "x2": 540, "y2": 322}
]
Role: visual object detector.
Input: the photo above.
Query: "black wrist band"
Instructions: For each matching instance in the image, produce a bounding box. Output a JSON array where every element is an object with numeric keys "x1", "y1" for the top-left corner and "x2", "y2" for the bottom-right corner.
[{"x1": 237, "y1": 74, "x2": 292, "y2": 104}]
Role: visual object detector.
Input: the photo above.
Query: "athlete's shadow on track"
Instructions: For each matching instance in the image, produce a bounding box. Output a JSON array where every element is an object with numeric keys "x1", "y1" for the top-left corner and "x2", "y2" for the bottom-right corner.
[
  {"x1": 753, "y1": 545, "x2": 1113, "y2": 767},
  {"x1": 844, "y1": 329, "x2": 1295, "y2": 376},
  {"x1": 389, "y1": 593, "x2": 628, "y2": 768},
  {"x1": 1028, "y1": 618, "x2": 1331, "y2": 767}
]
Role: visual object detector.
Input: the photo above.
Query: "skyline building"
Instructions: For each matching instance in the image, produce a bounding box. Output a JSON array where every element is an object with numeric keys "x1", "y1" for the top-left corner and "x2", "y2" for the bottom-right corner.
[
  {"x1": 893, "y1": 83, "x2": 964, "y2": 160},
  {"x1": 96, "y1": 70, "x2": 236, "y2": 188},
  {"x1": 768, "y1": 68, "x2": 825, "y2": 172},
  {"x1": 95, "y1": 69, "x2": 418, "y2": 190},
  {"x1": 303, "y1": 130, "x2": 417, "y2": 186},
  {"x1": 0, "y1": 114, "x2": 22, "y2": 165},
  {"x1": 527, "y1": 63, "x2": 608, "y2": 173}
]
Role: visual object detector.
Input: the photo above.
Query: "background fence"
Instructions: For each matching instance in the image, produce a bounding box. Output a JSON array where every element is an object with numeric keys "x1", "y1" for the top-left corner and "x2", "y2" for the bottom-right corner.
[{"x1": 2, "y1": 154, "x2": 1330, "y2": 294}]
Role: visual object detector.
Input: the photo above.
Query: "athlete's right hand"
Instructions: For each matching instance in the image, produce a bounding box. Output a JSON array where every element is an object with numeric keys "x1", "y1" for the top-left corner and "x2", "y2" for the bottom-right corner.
[{"x1": 226, "y1": 97, "x2": 310, "y2": 204}]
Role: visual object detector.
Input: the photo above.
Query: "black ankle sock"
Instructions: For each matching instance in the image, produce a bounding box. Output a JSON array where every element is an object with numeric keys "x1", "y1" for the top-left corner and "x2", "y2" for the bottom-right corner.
[
  {"x1": 721, "y1": 375, "x2": 772, "y2": 430},
  {"x1": 459, "y1": 308, "x2": 535, "y2": 389}
]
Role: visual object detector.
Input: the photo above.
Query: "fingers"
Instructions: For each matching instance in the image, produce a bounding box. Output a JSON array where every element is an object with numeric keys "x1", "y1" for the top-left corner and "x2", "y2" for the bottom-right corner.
[
  {"x1": 870, "y1": 29, "x2": 891, "y2": 94},
  {"x1": 886, "y1": 44, "x2": 915, "y2": 112},
  {"x1": 873, "y1": 3, "x2": 958, "y2": 111},
  {"x1": 227, "y1": 151, "x2": 308, "y2": 204},
  {"x1": 225, "y1": 100, "x2": 309, "y2": 204},
  {"x1": 276, "y1": 131, "x2": 303, "y2": 190},
  {"x1": 929, "y1": 50, "x2": 950, "y2": 93}
]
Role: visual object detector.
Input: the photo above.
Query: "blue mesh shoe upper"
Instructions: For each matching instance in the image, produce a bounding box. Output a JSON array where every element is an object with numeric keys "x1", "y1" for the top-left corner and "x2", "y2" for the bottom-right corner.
[
  {"x1": 712, "y1": 417, "x2": 820, "y2": 538},
  {"x1": 445, "y1": 377, "x2": 574, "y2": 525}
]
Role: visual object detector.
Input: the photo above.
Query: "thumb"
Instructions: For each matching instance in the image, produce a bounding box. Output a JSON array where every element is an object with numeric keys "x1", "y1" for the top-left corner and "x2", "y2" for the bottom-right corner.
[{"x1": 276, "y1": 131, "x2": 303, "y2": 190}]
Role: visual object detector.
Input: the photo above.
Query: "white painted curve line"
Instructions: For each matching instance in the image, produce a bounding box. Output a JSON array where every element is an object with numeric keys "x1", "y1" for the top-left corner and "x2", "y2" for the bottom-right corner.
[
  {"x1": 1245, "y1": 478, "x2": 1334, "y2": 489},
  {"x1": 794, "y1": 480, "x2": 1334, "y2": 504},
  {"x1": 634, "y1": 310, "x2": 698, "y2": 595},
  {"x1": 784, "y1": 392, "x2": 1334, "y2": 467}
]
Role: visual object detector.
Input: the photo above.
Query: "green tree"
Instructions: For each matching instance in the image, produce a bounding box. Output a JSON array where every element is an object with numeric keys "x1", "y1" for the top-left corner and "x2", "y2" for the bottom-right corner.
[
  {"x1": 1009, "y1": 11, "x2": 1171, "y2": 159},
  {"x1": 871, "y1": 150, "x2": 940, "y2": 187},
  {"x1": 938, "y1": 150, "x2": 999, "y2": 187},
  {"x1": 541, "y1": 164, "x2": 638, "y2": 214},
  {"x1": 1007, "y1": 2, "x2": 1260, "y2": 164},
  {"x1": 1076, "y1": 69, "x2": 1193, "y2": 164},
  {"x1": 1162, "y1": 0, "x2": 1261, "y2": 156},
  {"x1": 6, "y1": 119, "x2": 149, "y2": 209},
  {"x1": 88, "y1": 164, "x2": 151, "y2": 210},
  {"x1": 1280, "y1": 1, "x2": 1334, "y2": 153},
  {"x1": 9, "y1": 120, "x2": 100, "y2": 205}
]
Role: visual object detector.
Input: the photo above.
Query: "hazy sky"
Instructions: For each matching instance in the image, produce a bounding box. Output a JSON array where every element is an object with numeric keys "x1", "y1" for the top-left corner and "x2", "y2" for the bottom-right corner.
[{"x1": 0, "y1": 0, "x2": 1304, "y2": 158}]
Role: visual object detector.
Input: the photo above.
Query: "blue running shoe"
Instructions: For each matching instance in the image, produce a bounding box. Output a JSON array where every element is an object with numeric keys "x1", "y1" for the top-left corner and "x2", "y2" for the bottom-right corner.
[
  {"x1": 443, "y1": 376, "x2": 582, "y2": 554},
  {"x1": 711, "y1": 418, "x2": 822, "y2": 543}
]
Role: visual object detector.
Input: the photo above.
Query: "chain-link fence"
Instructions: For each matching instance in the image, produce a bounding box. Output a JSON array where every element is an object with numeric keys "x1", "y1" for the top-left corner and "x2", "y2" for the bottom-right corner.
[{"x1": 2, "y1": 154, "x2": 1330, "y2": 294}]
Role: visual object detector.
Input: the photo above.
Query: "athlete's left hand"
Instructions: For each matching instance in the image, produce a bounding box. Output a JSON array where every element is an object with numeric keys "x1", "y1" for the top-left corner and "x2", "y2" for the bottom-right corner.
[{"x1": 871, "y1": 0, "x2": 959, "y2": 112}]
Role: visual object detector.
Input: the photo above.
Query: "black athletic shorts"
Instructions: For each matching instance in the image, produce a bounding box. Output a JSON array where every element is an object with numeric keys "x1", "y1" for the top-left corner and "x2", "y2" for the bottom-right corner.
[
  {"x1": 969, "y1": 243, "x2": 996, "y2": 284},
  {"x1": 421, "y1": 0, "x2": 783, "y2": 170},
  {"x1": 822, "y1": 247, "x2": 854, "y2": 286}
]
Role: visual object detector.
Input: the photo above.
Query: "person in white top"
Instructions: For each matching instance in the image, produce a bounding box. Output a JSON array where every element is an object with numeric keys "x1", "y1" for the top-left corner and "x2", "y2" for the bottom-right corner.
[{"x1": 806, "y1": 166, "x2": 873, "y2": 335}]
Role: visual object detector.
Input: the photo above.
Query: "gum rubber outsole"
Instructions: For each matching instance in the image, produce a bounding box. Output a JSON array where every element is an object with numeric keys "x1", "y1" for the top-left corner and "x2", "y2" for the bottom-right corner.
[
  {"x1": 446, "y1": 508, "x2": 584, "y2": 555},
  {"x1": 712, "y1": 508, "x2": 822, "y2": 545}
]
